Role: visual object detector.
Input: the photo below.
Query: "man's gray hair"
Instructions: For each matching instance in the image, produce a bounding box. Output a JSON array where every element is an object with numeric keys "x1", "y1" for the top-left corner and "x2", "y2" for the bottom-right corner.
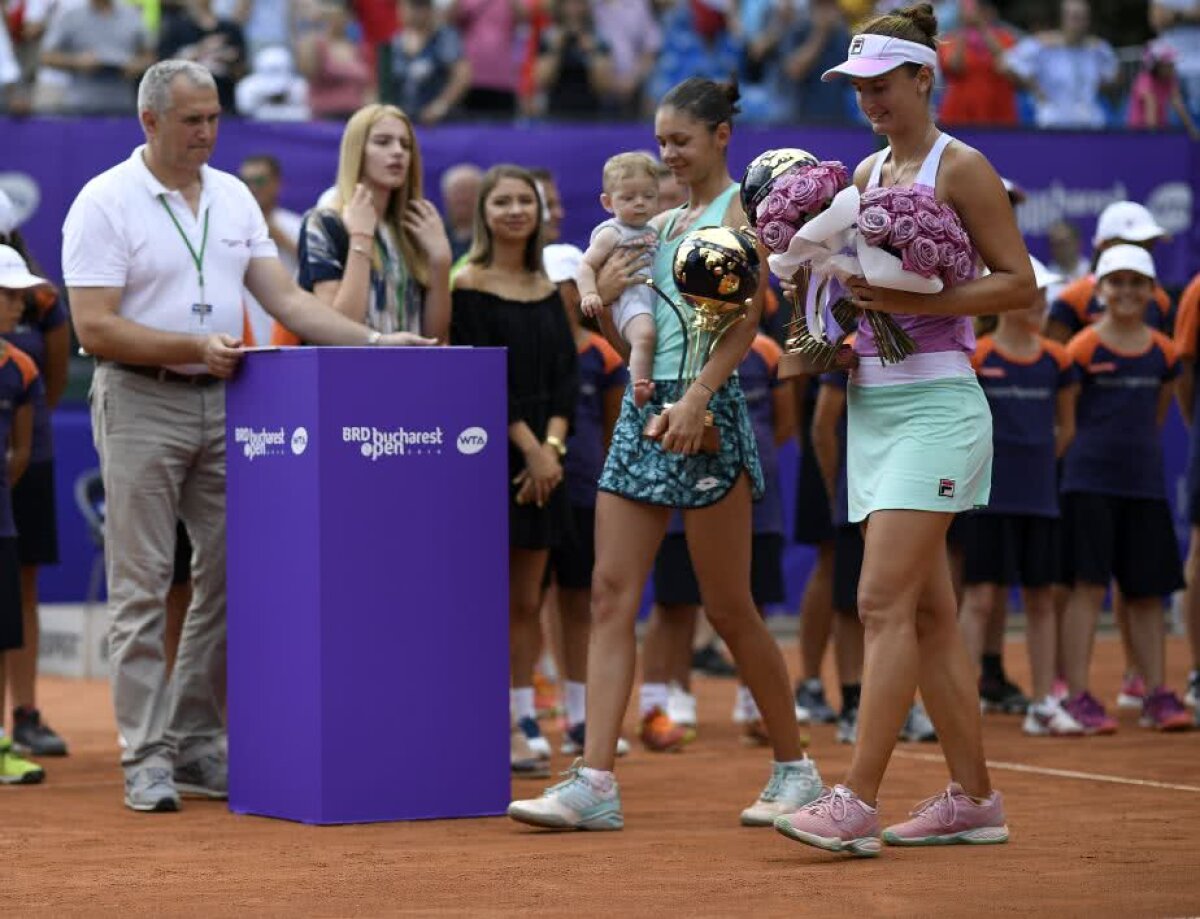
[{"x1": 137, "y1": 60, "x2": 217, "y2": 115}]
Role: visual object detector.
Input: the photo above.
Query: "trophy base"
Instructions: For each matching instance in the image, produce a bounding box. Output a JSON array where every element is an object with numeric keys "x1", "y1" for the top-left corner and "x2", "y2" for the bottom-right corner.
[{"x1": 643, "y1": 406, "x2": 721, "y2": 453}]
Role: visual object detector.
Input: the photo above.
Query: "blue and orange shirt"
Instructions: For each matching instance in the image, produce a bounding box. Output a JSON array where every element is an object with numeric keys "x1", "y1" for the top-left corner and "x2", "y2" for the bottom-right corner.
[
  {"x1": 3, "y1": 289, "x2": 67, "y2": 464},
  {"x1": 1062, "y1": 326, "x2": 1178, "y2": 500},
  {"x1": 0, "y1": 343, "x2": 42, "y2": 538},
  {"x1": 1048, "y1": 273, "x2": 1172, "y2": 337},
  {"x1": 565, "y1": 333, "x2": 628, "y2": 508},
  {"x1": 972, "y1": 335, "x2": 1077, "y2": 517},
  {"x1": 741, "y1": 333, "x2": 786, "y2": 535}
]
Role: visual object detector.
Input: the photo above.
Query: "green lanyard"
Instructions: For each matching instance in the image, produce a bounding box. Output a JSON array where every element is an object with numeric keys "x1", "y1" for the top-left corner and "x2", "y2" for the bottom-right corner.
[{"x1": 158, "y1": 195, "x2": 210, "y2": 305}]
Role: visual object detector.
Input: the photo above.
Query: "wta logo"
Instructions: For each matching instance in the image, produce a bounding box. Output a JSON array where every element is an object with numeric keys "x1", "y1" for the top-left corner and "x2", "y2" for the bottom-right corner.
[{"x1": 456, "y1": 427, "x2": 488, "y2": 455}]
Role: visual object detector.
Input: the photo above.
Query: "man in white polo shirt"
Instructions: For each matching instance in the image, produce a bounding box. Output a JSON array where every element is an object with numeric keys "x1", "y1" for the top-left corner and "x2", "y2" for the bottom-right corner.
[{"x1": 63, "y1": 59, "x2": 433, "y2": 813}]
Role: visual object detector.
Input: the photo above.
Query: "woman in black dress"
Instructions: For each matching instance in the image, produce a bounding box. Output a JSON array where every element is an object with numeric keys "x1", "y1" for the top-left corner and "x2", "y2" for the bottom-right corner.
[{"x1": 450, "y1": 165, "x2": 578, "y2": 768}]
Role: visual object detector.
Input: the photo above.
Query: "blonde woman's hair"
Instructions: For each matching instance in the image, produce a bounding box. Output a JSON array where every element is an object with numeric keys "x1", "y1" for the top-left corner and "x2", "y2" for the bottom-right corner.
[
  {"x1": 465, "y1": 165, "x2": 545, "y2": 274},
  {"x1": 331, "y1": 104, "x2": 430, "y2": 286},
  {"x1": 601, "y1": 151, "x2": 661, "y2": 193}
]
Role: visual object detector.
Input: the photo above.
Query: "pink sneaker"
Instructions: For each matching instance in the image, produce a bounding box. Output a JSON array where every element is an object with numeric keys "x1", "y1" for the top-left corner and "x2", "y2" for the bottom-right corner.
[
  {"x1": 1117, "y1": 673, "x2": 1146, "y2": 710},
  {"x1": 1062, "y1": 690, "x2": 1118, "y2": 736},
  {"x1": 1050, "y1": 678, "x2": 1069, "y2": 702},
  {"x1": 882, "y1": 783, "x2": 1009, "y2": 847},
  {"x1": 774, "y1": 785, "x2": 882, "y2": 857},
  {"x1": 1140, "y1": 687, "x2": 1193, "y2": 732}
]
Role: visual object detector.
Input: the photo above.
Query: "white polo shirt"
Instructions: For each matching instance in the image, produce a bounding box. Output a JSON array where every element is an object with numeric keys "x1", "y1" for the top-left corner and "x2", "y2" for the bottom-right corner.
[{"x1": 63, "y1": 145, "x2": 277, "y2": 370}]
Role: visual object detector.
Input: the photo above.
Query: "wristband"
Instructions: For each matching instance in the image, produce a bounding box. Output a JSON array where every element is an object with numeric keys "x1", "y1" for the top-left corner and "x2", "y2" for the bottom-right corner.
[
  {"x1": 544, "y1": 434, "x2": 567, "y2": 457},
  {"x1": 366, "y1": 330, "x2": 383, "y2": 346}
]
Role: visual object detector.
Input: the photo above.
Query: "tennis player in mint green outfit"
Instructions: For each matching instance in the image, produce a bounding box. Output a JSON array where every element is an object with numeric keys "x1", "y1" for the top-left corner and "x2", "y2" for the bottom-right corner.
[
  {"x1": 773, "y1": 3, "x2": 1037, "y2": 857},
  {"x1": 508, "y1": 77, "x2": 822, "y2": 832}
]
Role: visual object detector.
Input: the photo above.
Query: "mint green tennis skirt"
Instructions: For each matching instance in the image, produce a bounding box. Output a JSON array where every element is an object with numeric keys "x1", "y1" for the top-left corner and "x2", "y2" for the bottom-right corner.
[{"x1": 846, "y1": 376, "x2": 992, "y2": 523}]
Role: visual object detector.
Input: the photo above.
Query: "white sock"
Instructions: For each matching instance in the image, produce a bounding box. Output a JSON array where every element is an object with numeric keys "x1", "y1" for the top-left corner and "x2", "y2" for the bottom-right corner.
[
  {"x1": 579, "y1": 766, "x2": 615, "y2": 793},
  {"x1": 775, "y1": 758, "x2": 808, "y2": 768},
  {"x1": 737, "y1": 684, "x2": 759, "y2": 720},
  {"x1": 511, "y1": 687, "x2": 536, "y2": 723},
  {"x1": 640, "y1": 682, "x2": 669, "y2": 716},
  {"x1": 538, "y1": 650, "x2": 559, "y2": 682},
  {"x1": 565, "y1": 681, "x2": 587, "y2": 728}
]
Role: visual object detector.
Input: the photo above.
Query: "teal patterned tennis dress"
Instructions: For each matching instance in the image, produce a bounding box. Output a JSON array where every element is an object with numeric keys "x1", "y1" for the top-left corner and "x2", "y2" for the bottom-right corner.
[{"x1": 597, "y1": 185, "x2": 765, "y2": 509}]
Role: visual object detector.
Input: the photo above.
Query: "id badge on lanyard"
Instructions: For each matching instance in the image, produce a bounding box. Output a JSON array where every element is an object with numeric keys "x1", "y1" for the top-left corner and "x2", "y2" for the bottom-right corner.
[{"x1": 159, "y1": 195, "x2": 213, "y2": 333}]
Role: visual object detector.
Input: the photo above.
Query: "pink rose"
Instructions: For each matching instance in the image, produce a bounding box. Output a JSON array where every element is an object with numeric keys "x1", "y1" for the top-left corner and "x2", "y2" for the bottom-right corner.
[
  {"x1": 786, "y1": 172, "x2": 825, "y2": 213},
  {"x1": 857, "y1": 206, "x2": 893, "y2": 247},
  {"x1": 763, "y1": 189, "x2": 791, "y2": 222},
  {"x1": 889, "y1": 193, "x2": 916, "y2": 215},
  {"x1": 760, "y1": 219, "x2": 796, "y2": 254},
  {"x1": 902, "y1": 235, "x2": 942, "y2": 278},
  {"x1": 861, "y1": 187, "x2": 890, "y2": 208},
  {"x1": 889, "y1": 214, "x2": 919, "y2": 248},
  {"x1": 952, "y1": 250, "x2": 976, "y2": 285},
  {"x1": 914, "y1": 194, "x2": 941, "y2": 217},
  {"x1": 818, "y1": 161, "x2": 850, "y2": 188},
  {"x1": 942, "y1": 209, "x2": 969, "y2": 246},
  {"x1": 915, "y1": 210, "x2": 947, "y2": 241},
  {"x1": 938, "y1": 241, "x2": 958, "y2": 269}
]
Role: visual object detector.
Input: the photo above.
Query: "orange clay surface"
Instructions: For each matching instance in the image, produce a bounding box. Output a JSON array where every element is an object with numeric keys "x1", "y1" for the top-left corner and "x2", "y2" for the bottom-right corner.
[{"x1": 6, "y1": 634, "x2": 1200, "y2": 917}]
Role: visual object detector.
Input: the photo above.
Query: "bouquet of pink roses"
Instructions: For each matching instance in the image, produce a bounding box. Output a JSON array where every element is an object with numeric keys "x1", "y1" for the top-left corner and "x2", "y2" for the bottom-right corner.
[
  {"x1": 747, "y1": 154, "x2": 914, "y2": 368},
  {"x1": 856, "y1": 186, "x2": 977, "y2": 292}
]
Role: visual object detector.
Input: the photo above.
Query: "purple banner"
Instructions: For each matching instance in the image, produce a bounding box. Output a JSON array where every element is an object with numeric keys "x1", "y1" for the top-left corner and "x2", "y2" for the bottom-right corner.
[
  {"x1": 225, "y1": 346, "x2": 509, "y2": 823},
  {"x1": 1, "y1": 118, "x2": 1195, "y2": 286}
]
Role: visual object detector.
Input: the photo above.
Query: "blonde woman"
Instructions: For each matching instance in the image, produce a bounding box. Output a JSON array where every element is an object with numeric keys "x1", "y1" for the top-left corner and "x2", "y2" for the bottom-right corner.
[{"x1": 280, "y1": 103, "x2": 452, "y2": 344}]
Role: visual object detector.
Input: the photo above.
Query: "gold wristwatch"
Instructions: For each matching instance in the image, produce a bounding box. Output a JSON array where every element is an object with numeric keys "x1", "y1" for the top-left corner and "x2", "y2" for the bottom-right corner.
[{"x1": 545, "y1": 434, "x2": 567, "y2": 457}]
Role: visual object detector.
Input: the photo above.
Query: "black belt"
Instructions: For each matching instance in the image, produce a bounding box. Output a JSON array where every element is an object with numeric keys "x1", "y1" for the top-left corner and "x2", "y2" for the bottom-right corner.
[{"x1": 110, "y1": 362, "x2": 222, "y2": 387}]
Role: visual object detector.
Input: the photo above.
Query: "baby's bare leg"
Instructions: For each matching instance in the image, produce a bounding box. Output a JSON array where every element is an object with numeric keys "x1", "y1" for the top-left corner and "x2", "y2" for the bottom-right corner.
[{"x1": 624, "y1": 314, "x2": 657, "y2": 407}]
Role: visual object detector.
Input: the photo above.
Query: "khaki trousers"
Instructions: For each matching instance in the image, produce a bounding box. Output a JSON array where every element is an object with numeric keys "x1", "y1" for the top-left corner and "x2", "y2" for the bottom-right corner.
[{"x1": 91, "y1": 364, "x2": 227, "y2": 772}]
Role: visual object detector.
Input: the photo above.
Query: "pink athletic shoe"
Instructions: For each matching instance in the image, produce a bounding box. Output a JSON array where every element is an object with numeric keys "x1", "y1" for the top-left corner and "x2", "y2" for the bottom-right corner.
[
  {"x1": 1063, "y1": 690, "x2": 1118, "y2": 736},
  {"x1": 882, "y1": 783, "x2": 1009, "y2": 847},
  {"x1": 773, "y1": 785, "x2": 882, "y2": 857},
  {"x1": 1117, "y1": 673, "x2": 1146, "y2": 710},
  {"x1": 1140, "y1": 687, "x2": 1193, "y2": 732}
]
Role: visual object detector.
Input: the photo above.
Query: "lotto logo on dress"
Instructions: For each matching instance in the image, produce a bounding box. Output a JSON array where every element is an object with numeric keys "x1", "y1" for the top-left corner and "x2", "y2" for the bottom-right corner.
[
  {"x1": 342, "y1": 425, "x2": 446, "y2": 460},
  {"x1": 235, "y1": 426, "x2": 287, "y2": 461}
]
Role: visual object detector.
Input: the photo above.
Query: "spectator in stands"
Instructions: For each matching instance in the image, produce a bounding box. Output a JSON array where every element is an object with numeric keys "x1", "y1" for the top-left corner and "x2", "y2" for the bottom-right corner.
[
  {"x1": 592, "y1": 0, "x2": 660, "y2": 117},
  {"x1": 387, "y1": 0, "x2": 471, "y2": 124},
  {"x1": 535, "y1": 0, "x2": 613, "y2": 119},
  {"x1": 0, "y1": 18, "x2": 19, "y2": 109},
  {"x1": 647, "y1": 0, "x2": 742, "y2": 107},
  {"x1": 1004, "y1": 0, "x2": 1118, "y2": 129},
  {"x1": 1128, "y1": 39, "x2": 1200, "y2": 138},
  {"x1": 1044, "y1": 219, "x2": 1089, "y2": 306},
  {"x1": 239, "y1": 154, "x2": 303, "y2": 345},
  {"x1": 734, "y1": 0, "x2": 792, "y2": 123},
  {"x1": 296, "y1": 0, "x2": 371, "y2": 120},
  {"x1": 937, "y1": 0, "x2": 1017, "y2": 126},
  {"x1": 292, "y1": 104, "x2": 452, "y2": 343},
  {"x1": 23, "y1": 0, "x2": 84, "y2": 113},
  {"x1": 157, "y1": 0, "x2": 248, "y2": 112},
  {"x1": 63, "y1": 62, "x2": 434, "y2": 813},
  {"x1": 449, "y1": 0, "x2": 521, "y2": 117},
  {"x1": 235, "y1": 44, "x2": 309, "y2": 119},
  {"x1": 775, "y1": 0, "x2": 852, "y2": 124},
  {"x1": 37, "y1": 0, "x2": 152, "y2": 113},
  {"x1": 1151, "y1": 0, "x2": 1200, "y2": 122},
  {"x1": 0, "y1": 194, "x2": 70, "y2": 759},
  {"x1": 441, "y1": 163, "x2": 483, "y2": 262}
]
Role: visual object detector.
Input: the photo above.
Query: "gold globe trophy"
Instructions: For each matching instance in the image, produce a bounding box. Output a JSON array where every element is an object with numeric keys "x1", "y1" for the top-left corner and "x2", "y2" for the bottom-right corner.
[{"x1": 643, "y1": 225, "x2": 761, "y2": 452}]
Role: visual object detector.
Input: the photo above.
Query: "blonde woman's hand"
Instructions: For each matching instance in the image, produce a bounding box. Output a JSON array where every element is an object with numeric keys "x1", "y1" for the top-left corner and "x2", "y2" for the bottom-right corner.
[
  {"x1": 377, "y1": 332, "x2": 439, "y2": 346},
  {"x1": 595, "y1": 244, "x2": 652, "y2": 305},
  {"x1": 404, "y1": 199, "x2": 453, "y2": 269},
  {"x1": 520, "y1": 443, "x2": 563, "y2": 507},
  {"x1": 342, "y1": 183, "x2": 377, "y2": 238}
]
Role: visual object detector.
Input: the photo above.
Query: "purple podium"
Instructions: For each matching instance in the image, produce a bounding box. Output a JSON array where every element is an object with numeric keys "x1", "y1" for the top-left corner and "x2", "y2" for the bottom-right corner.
[{"x1": 225, "y1": 347, "x2": 509, "y2": 824}]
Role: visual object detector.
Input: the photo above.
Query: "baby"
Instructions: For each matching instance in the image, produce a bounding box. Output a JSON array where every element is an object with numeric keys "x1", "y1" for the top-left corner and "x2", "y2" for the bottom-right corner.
[{"x1": 578, "y1": 152, "x2": 661, "y2": 407}]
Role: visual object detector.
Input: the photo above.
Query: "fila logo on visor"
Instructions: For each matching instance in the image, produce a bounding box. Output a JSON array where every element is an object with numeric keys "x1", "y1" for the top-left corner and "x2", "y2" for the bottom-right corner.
[{"x1": 850, "y1": 36, "x2": 864, "y2": 55}]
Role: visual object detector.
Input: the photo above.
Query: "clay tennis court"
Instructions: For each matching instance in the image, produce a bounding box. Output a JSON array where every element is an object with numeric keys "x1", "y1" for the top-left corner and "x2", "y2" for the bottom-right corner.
[{"x1": 9, "y1": 632, "x2": 1199, "y2": 917}]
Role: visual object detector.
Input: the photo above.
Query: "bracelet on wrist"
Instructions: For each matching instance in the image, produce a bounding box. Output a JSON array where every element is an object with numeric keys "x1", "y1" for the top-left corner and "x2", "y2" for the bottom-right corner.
[
  {"x1": 366, "y1": 330, "x2": 382, "y2": 346},
  {"x1": 544, "y1": 434, "x2": 567, "y2": 458},
  {"x1": 695, "y1": 380, "x2": 715, "y2": 397}
]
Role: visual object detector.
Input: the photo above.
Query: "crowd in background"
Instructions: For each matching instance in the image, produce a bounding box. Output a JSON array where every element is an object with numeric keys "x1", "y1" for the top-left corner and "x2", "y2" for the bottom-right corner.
[{"x1": 2, "y1": 0, "x2": 1200, "y2": 131}]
